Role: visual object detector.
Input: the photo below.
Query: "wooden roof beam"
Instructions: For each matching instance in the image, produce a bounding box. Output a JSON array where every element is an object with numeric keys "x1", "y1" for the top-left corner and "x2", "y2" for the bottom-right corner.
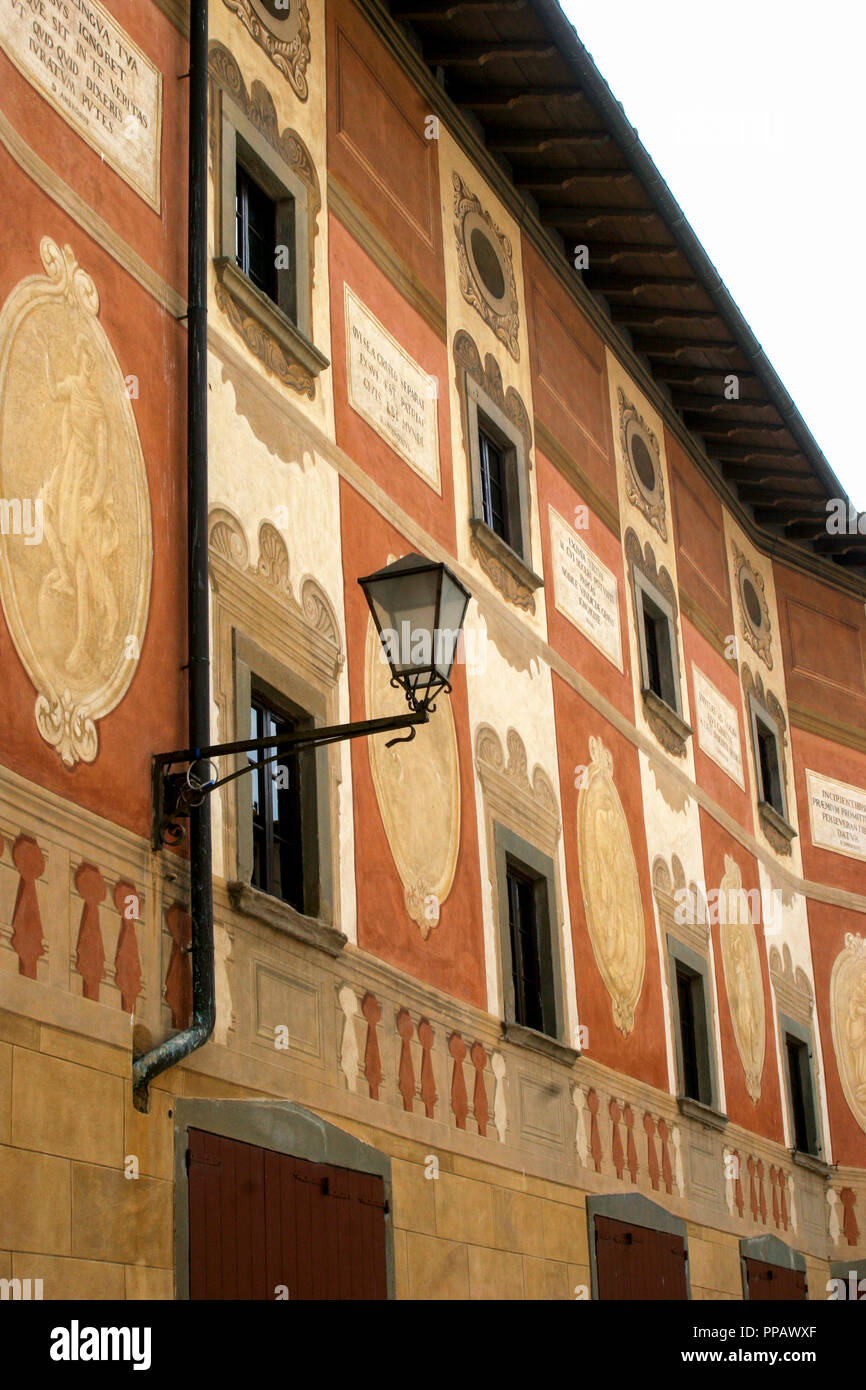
[
  {"x1": 653, "y1": 365, "x2": 759, "y2": 383},
  {"x1": 486, "y1": 129, "x2": 614, "y2": 152},
  {"x1": 454, "y1": 87, "x2": 588, "y2": 111},
  {"x1": 427, "y1": 41, "x2": 556, "y2": 64},
  {"x1": 611, "y1": 308, "x2": 718, "y2": 328},
  {"x1": 671, "y1": 391, "x2": 773, "y2": 412},
  {"x1": 538, "y1": 206, "x2": 660, "y2": 228},
  {"x1": 514, "y1": 169, "x2": 635, "y2": 191},
  {"x1": 629, "y1": 336, "x2": 741, "y2": 355}
]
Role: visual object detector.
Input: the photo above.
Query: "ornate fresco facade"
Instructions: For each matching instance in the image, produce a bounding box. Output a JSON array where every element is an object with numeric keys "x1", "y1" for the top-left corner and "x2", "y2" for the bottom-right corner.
[{"x1": 0, "y1": 0, "x2": 863, "y2": 1304}]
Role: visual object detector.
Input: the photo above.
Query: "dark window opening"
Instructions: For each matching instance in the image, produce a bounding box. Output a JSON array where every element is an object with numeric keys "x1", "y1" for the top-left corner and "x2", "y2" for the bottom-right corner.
[
  {"x1": 641, "y1": 592, "x2": 678, "y2": 711},
  {"x1": 676, "y1": 965, "x2": 711, "y2": 1106},
  {"x1": 756, "y1": 718, "x2": 784, "y2": 818},
  {"x1": 236, "y1": 162, "x2": 277, "y2": 301},
  {"x1": 479, "y1": 428, "x2": 509, "y2": 545},
  {"x1": 250, "y1": 693, "x2": 310, "y2": 913},
  {"x1": 506, "y1": 865, "x2": 545, "y2": 1034},
  {"x1": 786, "y1": 1034, "x2": 819, "y2": 1156}
]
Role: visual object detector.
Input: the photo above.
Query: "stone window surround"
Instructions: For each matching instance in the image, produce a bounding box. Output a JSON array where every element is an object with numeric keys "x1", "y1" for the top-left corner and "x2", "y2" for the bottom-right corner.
[
  {"x1": 209, "y1": 44, "x2": 328, "y2": 386},
  {"x1": 628, "y1": 543, "x2": 692, "y2": 756},
  {"x1": 778, "y1": 1010, "x2": 826, "y2": 1169},
  {"x1": 454, "y1": 331, "x2": 543, "y2": 614},
  {"x1": 494, "y1": 822, "x2": 570, "y2": 1058},
  {"x1": 173, "y1": 1098, "x2": 395, "y2": 1300},
  {"x1": 666, "y1": 932, "x2": 727, "y2": 1130},
  {"x1": 748, "y1": 693, "x2": 796, "y2": 843},
  {"x1": 739, "y1": 1233, "x2": 807, "y2": 1301},
  {"x1": 208, "y1": 509, "x2": 344, "y2": 952},
  {"x1": 586, "y1": 1193, "x2": 691, "y2": 1301}
]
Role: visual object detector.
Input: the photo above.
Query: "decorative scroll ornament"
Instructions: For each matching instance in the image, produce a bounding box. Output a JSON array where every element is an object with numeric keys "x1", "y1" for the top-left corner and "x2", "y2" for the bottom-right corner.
[
  {"x1": 365, "y1": 613, "x2": 460, "y2": 937},
  {"x1": 718, "y1": 854, "x2": 765, "y2": 1103},
  {"x1": 0, "y1": 239, "x2": 152, "y2": 766},
  {"x1": 830, "y1": 933, "x2": 866, "y2": 1136},
  {"x1": 732, "y1": 541, "x2": 773, "y2": 670},
  {"x1": 577, "y1": 736, "x2": 645, "y2": 1034},
  {"x1": 618, "y1": 388, "x2": 666, "y2": 540},
  {"x1": 453, "y1": 173, "x2": 520, "y2": 361},
  {"x1": 222, "y1": 0, "x2": 311, "y2": 101}
]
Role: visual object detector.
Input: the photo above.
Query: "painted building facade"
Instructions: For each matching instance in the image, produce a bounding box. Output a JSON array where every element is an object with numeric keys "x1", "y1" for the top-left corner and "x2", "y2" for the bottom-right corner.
[{"x1": 0, "y1": 0, "x2": 864, "y2": 1299}]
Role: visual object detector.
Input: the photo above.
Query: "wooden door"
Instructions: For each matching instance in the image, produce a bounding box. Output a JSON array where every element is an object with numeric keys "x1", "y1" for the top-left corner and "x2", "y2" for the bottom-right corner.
[
  {"x1": 744, "y1": 1258, "x2": 807, "y2": 1300},
  {"x1": 187, "y1": 1129, "x2": 388, "y2": 1300},
  {"x1": 595, "y1": 1214, "x2": 688, "y2": 1300}
]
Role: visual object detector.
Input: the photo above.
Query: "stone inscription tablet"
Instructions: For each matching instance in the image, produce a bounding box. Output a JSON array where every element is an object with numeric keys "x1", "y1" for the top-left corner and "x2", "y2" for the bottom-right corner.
[
  {"x1": 345, "y1": 285, "x2": 440, "y2": 492},
  {"x1": 807, "y1": 770, "x2": 866, "y2": 862},
  {"x1": 692, "y1": 665, "x2": 744, "y2": 788},
  {"x1": 1, "y1": 0, "x2": 163, "y2": 210},
  {"x1": 549, "y1": 506, "x2": 622, "y2": 670}
]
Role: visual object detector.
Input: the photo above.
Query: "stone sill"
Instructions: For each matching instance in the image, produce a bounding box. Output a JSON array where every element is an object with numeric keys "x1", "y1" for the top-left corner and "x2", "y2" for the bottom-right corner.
[
  {"x1": 501, "y1": 1019, "x2": 579, "y2": 1067},
  {"x1": 791, "y1": 1148, "x2": 831, "y2": 1178},
  {"x1": 214, "y1": 257, "x2": 330, "y2": 378},
  {"x1": 469, "y1": 517, "x2": 544, "y2": 610},
  {"x1": 227, "y1": 880, "x2": 347, "y2": 958},
  {"x1": 758, "y1": 800, "x2": 797, "y2": 844},
  {"x1": 642, "y1": 686, "x2": 693, "y2": 744},
  {"x1": 677, "y1": 1095, "x2": 729, "y2": 1131}
]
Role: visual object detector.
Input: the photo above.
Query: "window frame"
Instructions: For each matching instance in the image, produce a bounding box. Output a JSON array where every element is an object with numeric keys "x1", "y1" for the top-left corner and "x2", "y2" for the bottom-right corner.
[
  {"x1": 749, "y1": 695, "x2": 788, "y2": 822},
  {"x1": 634, "y1": 569, "x2": 683, "y2": 717},
  {"x1": 779, "y1": 1012, "x2": 823, "y2": 1160},
  {"x1": 666, "y1": 934, "x2": 722, "y2": 1116},
  {"x1": 466, "y1": 375, "x2": 531, "y2": 568},
  {"x1": 493, "y1": 823, "x2": 563, "y2": 1044},
  {"x1": 235, "y1": 632, "x2": 334, "y2": 926}
]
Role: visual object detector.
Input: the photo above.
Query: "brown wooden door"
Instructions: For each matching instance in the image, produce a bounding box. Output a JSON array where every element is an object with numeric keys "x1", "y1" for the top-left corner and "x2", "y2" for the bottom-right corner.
[
  {"x1": 187, "y1": 1129, "x2": 388, "y2": 1300},
  {"x1": 595, "y1": 1214, "x2": 688, "y2": 1300},
  {"x1": 744, "y1": 1258, "x2": 807, "y2": 1301}
]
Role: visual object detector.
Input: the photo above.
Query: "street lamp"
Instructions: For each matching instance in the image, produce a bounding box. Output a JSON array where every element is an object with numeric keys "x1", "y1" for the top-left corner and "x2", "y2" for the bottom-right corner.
[
  {"x1": 359, "y1": 552, "x2": 471, "y2": 714},
  {"x1": 152, "y1": 554, "x2": 471, "y2": 848}
]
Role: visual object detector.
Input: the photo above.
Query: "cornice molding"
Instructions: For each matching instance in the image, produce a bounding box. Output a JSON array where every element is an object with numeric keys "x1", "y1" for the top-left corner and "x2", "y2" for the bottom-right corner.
[{"x1": 788, "y1": 702, "x2": 866, "y2": 758}]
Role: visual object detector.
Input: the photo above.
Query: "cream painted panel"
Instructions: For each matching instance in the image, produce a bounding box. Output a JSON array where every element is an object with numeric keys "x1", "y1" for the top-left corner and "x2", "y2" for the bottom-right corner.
[
  {"x1": 723, "y1": 511, "x2": 803, "y2": 876},
  {"x1": 463, "y1": 606, "x2": 578, "y2": 1040},
  {"x1": 210, "y1": 0, "x2": 335, "y2": 441},
  {"x1": 436, "y1": 125, "x2": 545, "y2": 638}
]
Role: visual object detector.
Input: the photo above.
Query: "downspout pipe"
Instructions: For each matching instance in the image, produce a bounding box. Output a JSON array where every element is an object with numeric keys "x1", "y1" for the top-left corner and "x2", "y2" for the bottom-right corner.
[
  {"x1": 133, "y1": 0, "x2": 214, "y2": 1099},
  {"x1": 530, "y1": 0, "x2": 850, "y2": 510}
]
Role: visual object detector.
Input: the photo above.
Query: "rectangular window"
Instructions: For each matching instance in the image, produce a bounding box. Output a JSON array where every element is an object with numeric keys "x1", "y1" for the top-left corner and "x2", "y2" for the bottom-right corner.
[
  {"x1": 756, "y1": 715, "x2": 785, "y2": 818},
  {"x1": 249, "y1": 691, "x2": 315, "y2": 914},
  {"x1": 676, "y1": 965, "x2": 711, "y2": 1106},
  {"x1": 640, "y1": 590, "x2": 678, "y2": 711},
  {"x1": 479, "y1": 428, "x2": 509, "y2": 545},
  {"x1": 785, "y1": 1033, "x2": 819, "y2": 1156},
  {"x1": 506, "y1": 865, "x2": 545, "y2": 1034},
  {"x1": 236, "y1": 162, "x2": 278, "y2": 302}
]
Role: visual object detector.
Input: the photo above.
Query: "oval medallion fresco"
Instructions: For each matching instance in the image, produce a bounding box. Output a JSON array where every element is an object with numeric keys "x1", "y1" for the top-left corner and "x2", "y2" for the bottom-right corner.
[
  {"x1": 718, "y1": 854, "x2": 765, "y2": 1103},
  {"x1": 0, "y1": 239, "x2": 152, "y2": 766},
  {"x1": 365, "y1": 612, "x2": 460, "y2": 938},
  {"x1": 577, "y1": 736, "x2": 645, "y2": 1035},
  {"x1": 830, "y1": 932, "x2": 866, "y2": 1136}
]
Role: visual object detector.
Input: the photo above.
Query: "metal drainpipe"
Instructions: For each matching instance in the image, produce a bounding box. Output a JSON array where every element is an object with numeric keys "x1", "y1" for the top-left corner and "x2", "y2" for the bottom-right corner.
[{"x1": 133, "y1": 0, "x2": 214, "y2": 1101}]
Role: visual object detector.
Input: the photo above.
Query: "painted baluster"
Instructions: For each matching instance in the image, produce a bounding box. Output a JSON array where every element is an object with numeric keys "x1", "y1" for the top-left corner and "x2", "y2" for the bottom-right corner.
[
  {"x1": 11, "y1": 835, "x2": 45, "y2": 979},
  {"x1": 609, "y1": 1098, "x2": 624, "y2": 1180},
  {"x1": 165, "y1": 902, "x2": 192, "y2": 1028},
  {"x1": 573, "y1": 1086, "x2": 588, "y2": 1166},
  {"x1": 672, "y1": 1124, "x2": 685, "y2": 1197},
  {"x1": 747, "y1": 1156, "x2": 758, "y2": 1222},
  {"x1": 769, "y1": 1166, "x2": 780, "y2": 1228},
  {"x1": 624, "y1": 1104, "x2": 638, "y2": 1182},
  {"x1": 643, "y1": 1112, "x2": 660, "y2": 1191},
  {"x1": 418, "y1": 1017, "x2": 436, "y2": 1118},
  {"x1": 361, "y1": 992, "x2": 383, "y2": 1100},
  {"x1": 396, "y1": 1007, "x2": 415, "y2": 1112},
  {"x1": 840, "y1": 1188, "x2": 860, "y2": 1247},
  {"x1": 448, "y1": 1032, "x2": 468, "y2": 1129},
  {"x1": 587, "y1": 1088, "x2": 602, "y2": 1172},
  {"x1": 491, "y1": 1052, "x2": 507, "y2": 1141},
  {"x1": 470, "y1": 1041, "x2": 489, "y2": 1137},
  {"x1": 779, "y1": 1169, "x2": 789, "y2": 1231},
  {"x1": 658, "y1": 1118, "x2": 673, "y2": 1195},
  {"x1": 337, "y1": 985, "x2": 360, "y2": 1093},
  {"x1": 113, "y1": 880, "x2": 142, "y2": 1014},
  {"x1": 734, "y1": 1150, "x2": 744, "y2": 1219},
  {"x1": 756, "y1": 1159, "x2": 767, "y2": 1224},
  {"x1": 75, "y1": 864, "x2": 106, "y2": 1002}
]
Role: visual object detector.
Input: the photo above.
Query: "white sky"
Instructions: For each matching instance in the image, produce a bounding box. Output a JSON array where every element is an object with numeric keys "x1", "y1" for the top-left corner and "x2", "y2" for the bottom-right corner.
[{"x1": 560, "y1": 0, "x2": 866, "y2": 508}]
